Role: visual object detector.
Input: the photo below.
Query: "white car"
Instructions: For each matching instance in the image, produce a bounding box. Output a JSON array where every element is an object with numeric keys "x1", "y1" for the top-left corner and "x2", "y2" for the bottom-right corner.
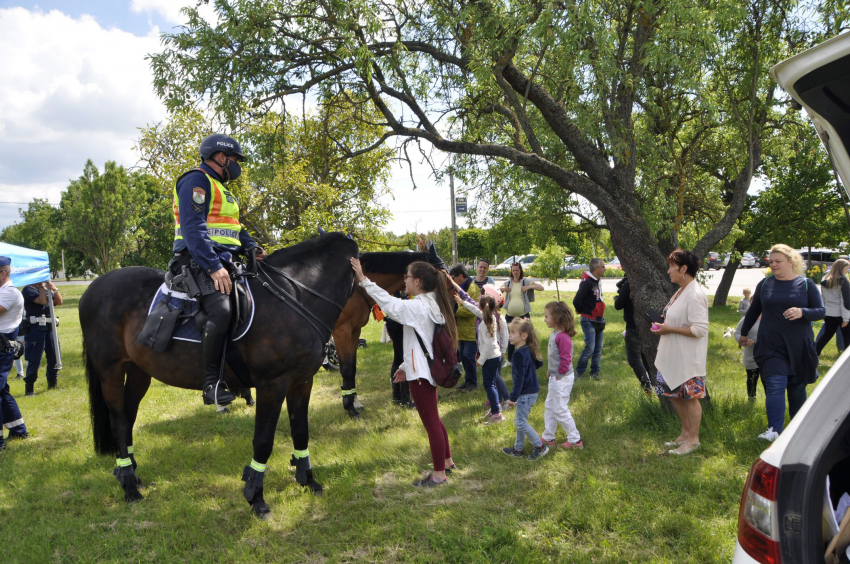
[
  {"x1": 495, "y1": 255, "x2": 523, "y2": 270},
  {"x1": 741, "y1": 253, "x2": 758, "y2": 268},
  {"x1": 733, "y1": 32, "x2": 850, "y2": 564}
]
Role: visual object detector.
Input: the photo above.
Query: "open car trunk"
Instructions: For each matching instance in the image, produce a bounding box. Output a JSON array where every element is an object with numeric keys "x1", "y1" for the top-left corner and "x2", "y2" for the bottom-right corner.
[
  {"x1": 770, "y1": 33, "x2": 850, "y2": 196},
  {"x1": 775, "y1": 352, "x2": 850, "y2": 563}
]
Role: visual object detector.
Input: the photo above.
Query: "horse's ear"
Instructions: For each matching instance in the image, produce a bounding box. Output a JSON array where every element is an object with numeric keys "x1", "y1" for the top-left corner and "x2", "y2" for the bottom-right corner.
[
  {"x1": 317, "y1": 226, "x2": 327, "y2": 236},
  {"x1": 427, "y1": 240, "x2": 447, "y2": 271},
  {"x1": 347, "y1": 233, "x2": 353, "y2": 240}
]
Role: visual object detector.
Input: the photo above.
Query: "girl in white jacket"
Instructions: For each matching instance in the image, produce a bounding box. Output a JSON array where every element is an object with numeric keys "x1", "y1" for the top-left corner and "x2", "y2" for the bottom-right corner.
[{"x1": 351, "y1": 258, "x2": 458, "y2": 487}]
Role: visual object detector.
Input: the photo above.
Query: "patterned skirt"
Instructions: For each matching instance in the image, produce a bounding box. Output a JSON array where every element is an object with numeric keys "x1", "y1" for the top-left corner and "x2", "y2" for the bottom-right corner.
[{"x1": 656, "y1": 371, "x2": 706, "y2": 399}]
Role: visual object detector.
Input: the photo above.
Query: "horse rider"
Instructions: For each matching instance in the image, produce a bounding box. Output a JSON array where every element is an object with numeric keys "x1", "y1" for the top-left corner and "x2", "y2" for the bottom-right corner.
[
  {"x1": 0, "y1": 256, "x2": 29, "y2": 449},
  {"x1": 171, "y1": 134, "x2": 266, "y2": 407},
  {"x1": 22, "y1": 280, "x2": 62, "y2": 396}
]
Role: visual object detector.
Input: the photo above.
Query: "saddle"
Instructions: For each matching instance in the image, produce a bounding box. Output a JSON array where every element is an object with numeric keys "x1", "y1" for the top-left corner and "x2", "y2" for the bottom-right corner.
[{"x1": 138, "y1": 256, "x2": 254, "y2": 352}]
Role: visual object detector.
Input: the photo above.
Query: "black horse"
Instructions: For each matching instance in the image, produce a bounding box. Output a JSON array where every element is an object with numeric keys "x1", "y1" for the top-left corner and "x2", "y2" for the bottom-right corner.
[{"x1": 80, "y1": 233, "x2": 358, "y2": 517}]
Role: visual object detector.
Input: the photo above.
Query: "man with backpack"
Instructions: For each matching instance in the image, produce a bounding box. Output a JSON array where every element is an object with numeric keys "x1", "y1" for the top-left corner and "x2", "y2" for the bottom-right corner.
[{"x1": 573, "y1": 258, "x2": 606, "y2": 380}]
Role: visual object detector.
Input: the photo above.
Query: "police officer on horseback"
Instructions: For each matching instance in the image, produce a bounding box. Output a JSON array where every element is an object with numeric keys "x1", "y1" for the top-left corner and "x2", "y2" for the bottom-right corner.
[{"x1": 171, "y1": 134, "x2": 266, "y2": 407}]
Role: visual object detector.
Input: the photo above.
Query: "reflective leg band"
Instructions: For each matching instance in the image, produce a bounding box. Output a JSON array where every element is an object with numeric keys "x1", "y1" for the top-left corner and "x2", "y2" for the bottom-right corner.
[
  {"x1": 4, "y1": 419, "x2": 24, "y2": 429},
  {"x1": 116, "y1": 457, "x2": 133, "y2": 468},
  {"x1": 292, "y1": 449, "x2": 309, "y2": 459},
  {"x1": 127, "y1": 446, "x2": 135, "y2": 454},
  {"x1": 249, "y1": 459, "x2": 266, "y2": 472},
  {"x1": 341, "y1": 389, "x2": 357, "y2": 396}
]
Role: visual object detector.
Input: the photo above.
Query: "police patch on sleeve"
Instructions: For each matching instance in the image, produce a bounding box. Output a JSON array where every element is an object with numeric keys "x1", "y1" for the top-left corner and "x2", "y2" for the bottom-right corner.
[{"x1": 192, "y1": 187, "x2": 206, "y2": 204}]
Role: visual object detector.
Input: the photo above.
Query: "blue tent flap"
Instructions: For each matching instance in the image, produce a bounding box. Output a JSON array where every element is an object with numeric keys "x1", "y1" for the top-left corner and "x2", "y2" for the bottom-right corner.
[{"x1": 0, "y1": 242, "x2": 50, "y2": 286}]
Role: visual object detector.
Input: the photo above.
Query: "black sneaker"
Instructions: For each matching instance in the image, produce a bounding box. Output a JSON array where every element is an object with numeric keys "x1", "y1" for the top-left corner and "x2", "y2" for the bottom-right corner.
[
  {"x1": 24, "y1": 392, "x2": 35, "y2": 397},
  {"x1": 445, "y1": 464, "x2": 457, "y2": 475},
  {"x1": 527, "y1": 445, "x2": 550, "y2": 461},
  {"x1": 591, "y1": 372, "x2": 600, "y2": 381},
  {"x1": 502, "y1": 446, "x2": 523, "y2": 458},
  {"x1": 457, "y1": 383, "x2": 477, "y2": 392},
  {"x1": 575, "y1": 372, "x2": 585, "y2": 379},
  {"x1": 412, "y1": 473, "x2": 447, "y2": 487},
  {"x1": 202, "y1": 383, "x2": 236, "y2": 406}
]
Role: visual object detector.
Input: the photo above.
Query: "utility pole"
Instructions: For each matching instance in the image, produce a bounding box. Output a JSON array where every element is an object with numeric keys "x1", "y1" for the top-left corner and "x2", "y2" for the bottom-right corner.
[{"x1": 450, "y1": 169, "x2": 458, "y2": 265}]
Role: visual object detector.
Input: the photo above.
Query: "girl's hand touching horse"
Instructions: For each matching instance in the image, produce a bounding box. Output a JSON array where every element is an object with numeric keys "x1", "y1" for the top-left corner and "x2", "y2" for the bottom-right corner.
[{"x1": 350, "y1": 257, "x2": 366, "y2": 283}]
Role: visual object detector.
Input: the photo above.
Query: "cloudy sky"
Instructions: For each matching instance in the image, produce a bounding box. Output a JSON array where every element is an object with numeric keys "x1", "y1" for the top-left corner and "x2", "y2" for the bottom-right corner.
[{"x1": 0, "y1": 1, "x2": 467, "y2": 236}]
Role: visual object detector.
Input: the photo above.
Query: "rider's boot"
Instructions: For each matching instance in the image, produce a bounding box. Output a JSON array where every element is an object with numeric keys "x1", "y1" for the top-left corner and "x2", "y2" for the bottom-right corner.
[{"x1": 200, "y1": 322, "x2": 236, "y2": 406}]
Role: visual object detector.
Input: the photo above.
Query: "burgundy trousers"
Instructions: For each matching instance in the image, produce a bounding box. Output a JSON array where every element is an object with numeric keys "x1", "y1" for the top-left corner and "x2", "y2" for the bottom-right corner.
[{"x1": 408, "y1": 378, "x2": 451, "y2": 471}]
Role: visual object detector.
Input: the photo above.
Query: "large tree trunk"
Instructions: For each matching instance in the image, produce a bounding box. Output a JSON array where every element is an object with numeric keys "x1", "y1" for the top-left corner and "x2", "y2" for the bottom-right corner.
[{"x1": 713, "y1": 260, "x2": 740, "y2": 307}]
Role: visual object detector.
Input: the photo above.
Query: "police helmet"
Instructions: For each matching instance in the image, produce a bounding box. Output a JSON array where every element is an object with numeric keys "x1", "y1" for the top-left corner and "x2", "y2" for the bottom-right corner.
[{"x1": 199, "y1": 134, "x2": 246, "y2": 162}]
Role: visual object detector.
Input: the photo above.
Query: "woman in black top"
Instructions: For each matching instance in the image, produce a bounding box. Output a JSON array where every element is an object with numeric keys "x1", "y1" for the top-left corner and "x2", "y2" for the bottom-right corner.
[{"x1": 740, "y1": 244, "x2": 824, "y2": 441}]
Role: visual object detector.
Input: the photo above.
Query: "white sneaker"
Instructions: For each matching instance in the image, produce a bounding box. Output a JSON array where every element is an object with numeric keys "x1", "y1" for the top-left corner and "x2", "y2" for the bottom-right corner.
[
  {"x1": 504, "y1": 360, "x2": 511, "y2": 367},
  {"x1": 757, "y1": 427, "x2": 779, "y2": 442}
]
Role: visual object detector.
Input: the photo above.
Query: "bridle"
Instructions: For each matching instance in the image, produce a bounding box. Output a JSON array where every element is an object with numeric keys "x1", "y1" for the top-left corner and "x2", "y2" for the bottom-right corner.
[{"x1": 244, "y1": 249, "x2": 348, "y2": 341}]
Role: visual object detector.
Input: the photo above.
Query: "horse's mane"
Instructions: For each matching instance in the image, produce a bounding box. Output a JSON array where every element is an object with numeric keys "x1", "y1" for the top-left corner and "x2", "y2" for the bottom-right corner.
[
  {"x1": 359, "y1": 251, "x2": 430, "y2": 274},
  {"x1": 265, "y1": 233, "x2": 358, "y2": 268}
]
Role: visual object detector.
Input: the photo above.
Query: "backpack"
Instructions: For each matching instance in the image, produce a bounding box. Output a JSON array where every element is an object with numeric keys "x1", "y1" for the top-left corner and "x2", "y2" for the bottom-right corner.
[{"x1": 414, "y1": 325, "x2": 463, "y2": 388}]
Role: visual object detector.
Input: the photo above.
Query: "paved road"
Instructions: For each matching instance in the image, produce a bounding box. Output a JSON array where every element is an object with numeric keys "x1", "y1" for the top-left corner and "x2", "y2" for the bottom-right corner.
[{"x1": 497, "y1": 266, "x2": 767, "y2": 298}]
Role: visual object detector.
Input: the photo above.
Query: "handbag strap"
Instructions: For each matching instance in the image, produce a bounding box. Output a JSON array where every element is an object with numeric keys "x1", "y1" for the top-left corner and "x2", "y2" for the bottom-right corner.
[{"x1": 413, "y1": 327, "x2": 434, "y2": 365}]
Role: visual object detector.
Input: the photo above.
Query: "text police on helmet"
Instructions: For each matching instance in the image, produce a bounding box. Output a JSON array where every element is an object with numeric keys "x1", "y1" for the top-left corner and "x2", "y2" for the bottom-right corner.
[{"x1": 199, "y1": 134, "x2": 245, "y2": 162}]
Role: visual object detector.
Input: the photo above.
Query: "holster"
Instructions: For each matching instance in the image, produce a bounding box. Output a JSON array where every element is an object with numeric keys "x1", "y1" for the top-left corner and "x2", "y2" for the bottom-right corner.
[{"x1": 137, "y1": 298, "x2": 182, "y2": 352}]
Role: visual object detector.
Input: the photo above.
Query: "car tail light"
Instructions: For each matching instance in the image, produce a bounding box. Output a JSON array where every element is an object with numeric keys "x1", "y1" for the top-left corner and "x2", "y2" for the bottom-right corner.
[{"x1": 738, "y1": 458, "x2": 781, "y2": 564}]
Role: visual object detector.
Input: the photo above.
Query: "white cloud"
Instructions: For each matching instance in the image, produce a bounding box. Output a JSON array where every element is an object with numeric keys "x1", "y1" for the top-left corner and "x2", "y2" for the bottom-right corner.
[
  {"x1": 130, "y1": 0, "x2": 218, "y2": 25},
  {"x1": 0, "y1": 7, "x2": 167, "y2": 220}
]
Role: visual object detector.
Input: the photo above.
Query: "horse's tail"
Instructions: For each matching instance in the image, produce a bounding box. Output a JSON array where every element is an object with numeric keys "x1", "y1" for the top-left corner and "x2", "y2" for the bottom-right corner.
[{"x1": 84, "y1": 340, "x2": 117, "y2": 455}]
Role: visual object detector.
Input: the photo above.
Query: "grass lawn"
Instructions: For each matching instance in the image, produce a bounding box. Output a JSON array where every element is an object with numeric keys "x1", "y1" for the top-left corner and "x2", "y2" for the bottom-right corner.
[{"x1": 0, "y1": 285, "x2": 840, "y2": 563}]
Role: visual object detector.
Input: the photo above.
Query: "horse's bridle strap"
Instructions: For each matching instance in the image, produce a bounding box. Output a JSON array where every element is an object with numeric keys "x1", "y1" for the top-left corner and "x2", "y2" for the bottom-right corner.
[{"x1": 258, "y1": 262, "x2": 347, "y2": 311}]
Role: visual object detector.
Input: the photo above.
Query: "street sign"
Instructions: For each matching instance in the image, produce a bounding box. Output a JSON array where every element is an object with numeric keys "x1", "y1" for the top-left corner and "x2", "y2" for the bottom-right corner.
[{"x1": 455, "y1": 197, "x2": 467, "y2": 214}]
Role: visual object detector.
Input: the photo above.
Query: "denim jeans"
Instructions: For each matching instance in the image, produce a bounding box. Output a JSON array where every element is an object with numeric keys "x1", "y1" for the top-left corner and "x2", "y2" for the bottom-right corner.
[
  {"x1": 495, "y1": 358, "x2": 509, "y2": 403},
  {"x1": 762, "y1": 374, "x2": 807, "y2": 433},
  {"x1": 482, "y1": 357, "x2": 501, "y2": 414},
  {"x1": 458, "y1": 340, "x2": 478, "y2": 387},
  {"x1": 576, "y1": 317, "x2": 604, "y2": 374},
  {"x1": 514, "y1": 393, "x2": 541, "y2": 451}
]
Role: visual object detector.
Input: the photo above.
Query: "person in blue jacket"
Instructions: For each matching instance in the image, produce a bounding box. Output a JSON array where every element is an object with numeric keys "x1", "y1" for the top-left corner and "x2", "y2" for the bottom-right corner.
[
  {"x1": 171, "y1": 134, "x2": 266, "y2": 407},
  {"x1": 21, "y1": 280, "x2": 62, "y2": 396}
]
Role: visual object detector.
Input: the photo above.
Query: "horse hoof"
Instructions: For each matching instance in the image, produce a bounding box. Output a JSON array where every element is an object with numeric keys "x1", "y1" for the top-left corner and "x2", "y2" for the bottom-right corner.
[
  {"x1": 125, "y1": 490, "x2": 143, "y2": 503},
  {"x1": 304, "y1": 482, "x2": 323, "y2": 495},
  {"x1": 346, "y1": 409, "x2": 360, "y2": 418},
  {"x1": 245, "y1": 398, "x2": 256, "y2": 407},
  {"x1": 251, "y1": 501, "x2": 271, "y2": 519}
]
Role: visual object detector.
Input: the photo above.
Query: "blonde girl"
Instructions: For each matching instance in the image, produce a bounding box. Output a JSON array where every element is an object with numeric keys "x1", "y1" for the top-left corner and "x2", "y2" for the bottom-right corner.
[
  {"x1": 502, "y1": 318, "x2": 549, "y2": 460},
  {"x1": 540, "y1": 302, "x2": 583, "y2": 449}
]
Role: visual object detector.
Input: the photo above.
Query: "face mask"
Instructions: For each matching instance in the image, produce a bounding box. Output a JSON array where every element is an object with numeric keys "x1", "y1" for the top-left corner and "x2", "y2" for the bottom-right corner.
[{"x1": 221, "y1": 156, "x2": 241, "y2": 182}]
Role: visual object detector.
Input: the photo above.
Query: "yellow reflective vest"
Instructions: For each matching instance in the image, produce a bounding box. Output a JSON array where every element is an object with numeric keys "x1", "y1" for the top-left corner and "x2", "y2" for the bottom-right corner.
[{"x1": 173, "y1": 171, "x2": 241, "y2": 247}]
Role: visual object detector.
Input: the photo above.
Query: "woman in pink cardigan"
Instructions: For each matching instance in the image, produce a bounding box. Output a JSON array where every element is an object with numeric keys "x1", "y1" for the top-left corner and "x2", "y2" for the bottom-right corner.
[{"x1": 652, "y1": 249, "x2": 709, "y2": 456}]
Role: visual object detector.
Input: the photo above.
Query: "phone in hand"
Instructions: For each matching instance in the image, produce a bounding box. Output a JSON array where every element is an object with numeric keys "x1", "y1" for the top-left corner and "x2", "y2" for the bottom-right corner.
[{"x1": 645, "y1": 308, "x2": 663, "y2": 325}]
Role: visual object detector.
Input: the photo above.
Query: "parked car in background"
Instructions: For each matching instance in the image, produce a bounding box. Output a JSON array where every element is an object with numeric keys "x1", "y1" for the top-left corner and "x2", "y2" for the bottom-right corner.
[
  {"x1": 741, "y1": 253, "x2": 758, "y2": 268},
  {"x1": 703, "y1": 252, "x2": 724, "y2": 270},
  {"x1": 517, "y1": 254, "x2": 537, "y2": 270},
  {"x1": 732, "y1": 30, "x2": 850, "y2": 564},
  {"x1": 798, "y1": 248, "x2": 841, "y2": 268},
  {"x1": 495, "y1": 255, "x2": 523, "y2": 270},
  {"x1": 606, "y1": 257, "x2": 621, "y2": 269},
  {"x1": 564, "y1": 256, "x2": 587, "y2": 271}
]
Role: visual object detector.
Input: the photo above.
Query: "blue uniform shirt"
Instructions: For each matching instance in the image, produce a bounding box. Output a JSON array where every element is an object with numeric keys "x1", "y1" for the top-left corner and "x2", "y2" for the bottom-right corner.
[
  {"x1": 172, "y1": 162, "x2": 258, "y2": 274},
  {"x1": 22, "y1": 286, "x2": 52, "y2": 333}
]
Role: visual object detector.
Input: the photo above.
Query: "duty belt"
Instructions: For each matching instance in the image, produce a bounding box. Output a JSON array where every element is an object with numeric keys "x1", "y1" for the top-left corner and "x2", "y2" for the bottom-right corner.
[
  {"x1": 175, "y1": 227, "x2": 239, "y2": 240},
  {"x1": 30, "y1": 315, "x2": 57, "y2": 326}
]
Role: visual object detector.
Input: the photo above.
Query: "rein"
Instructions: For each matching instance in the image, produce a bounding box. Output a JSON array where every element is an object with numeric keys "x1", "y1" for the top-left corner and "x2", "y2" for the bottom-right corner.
[{"x1": 254, "y1": 259, "x2": 345, "y2": 341}]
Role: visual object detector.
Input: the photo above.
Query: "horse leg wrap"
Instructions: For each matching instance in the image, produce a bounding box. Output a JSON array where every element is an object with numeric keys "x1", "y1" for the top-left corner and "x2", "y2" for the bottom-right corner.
[
  {"x1": 241, "y1": 466, "x2": 266, "y2": 504},
  {"x1": 113, "y1": 460, "x2": 141, "y2": 489},
  {"x1": 290, "y1": 454, "x2": 312, "y2": 485}
]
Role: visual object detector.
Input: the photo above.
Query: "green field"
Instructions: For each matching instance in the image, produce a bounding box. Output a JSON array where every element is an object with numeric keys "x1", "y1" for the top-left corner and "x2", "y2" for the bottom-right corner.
[{"x1": 0, "y1": 285, "x2": 838, "y2": 563}]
